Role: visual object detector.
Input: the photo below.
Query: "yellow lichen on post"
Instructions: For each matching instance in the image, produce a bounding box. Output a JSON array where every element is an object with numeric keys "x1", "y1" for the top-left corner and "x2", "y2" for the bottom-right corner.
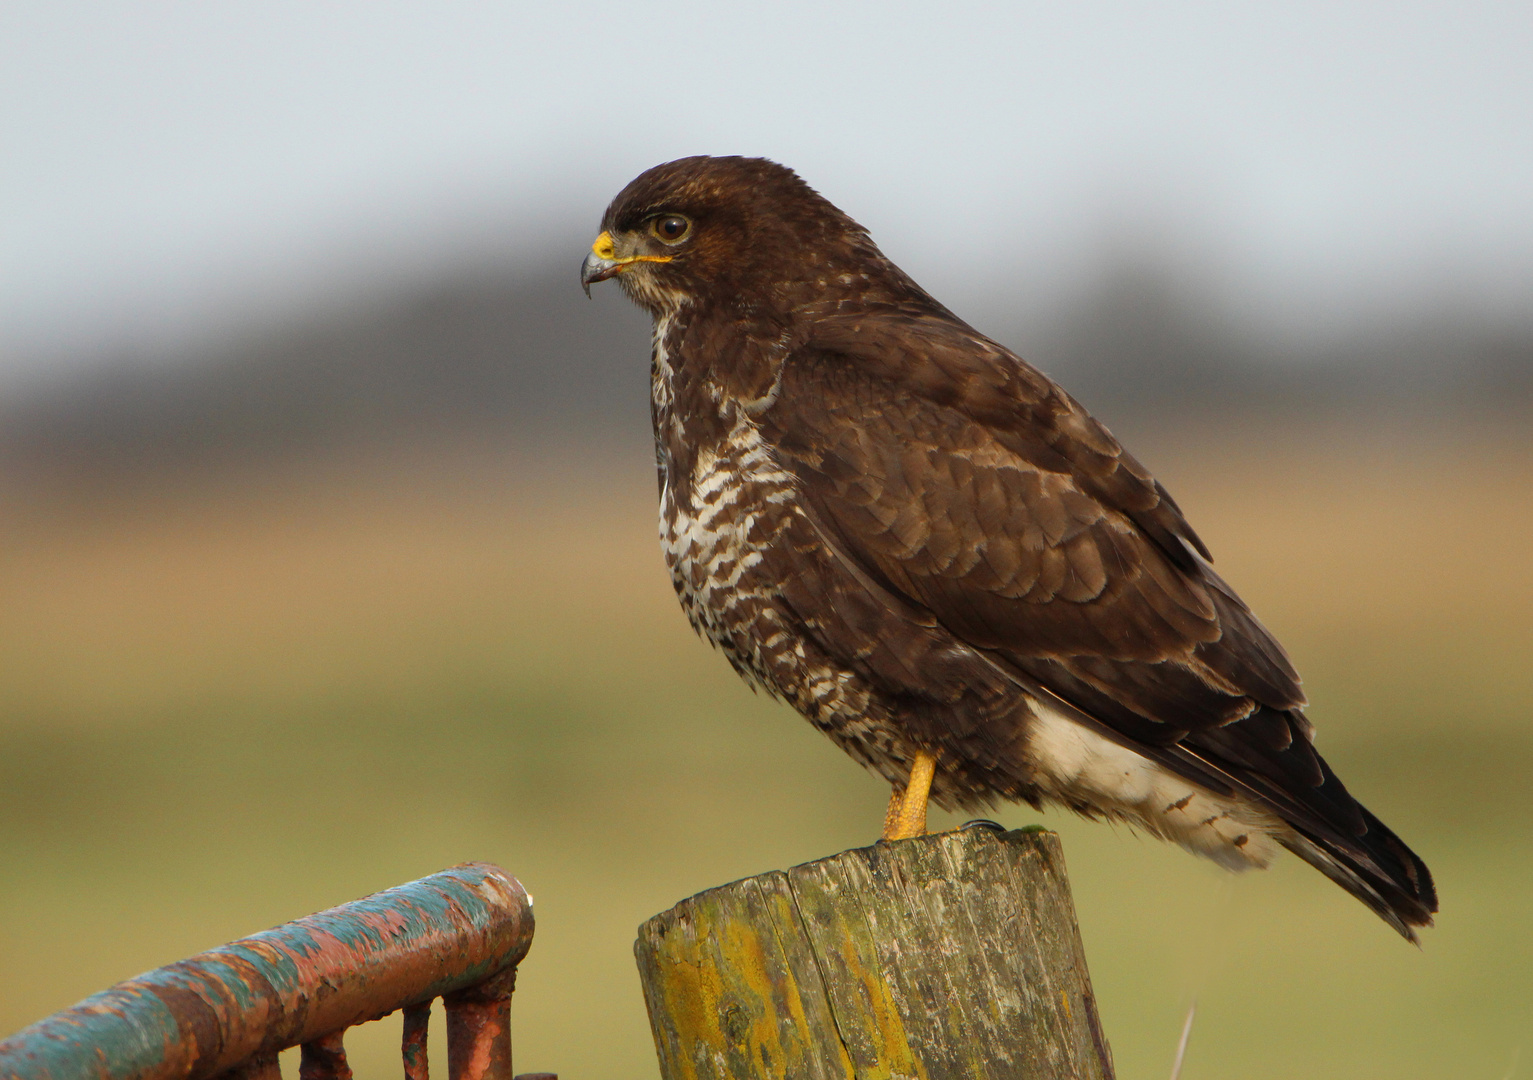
[
  {"x1": 635, "y1": 826, "x2": 1115, "y2": 1080},
  {"x1": 636, "y1": 874, "x2": 856, "y2": 1080}
]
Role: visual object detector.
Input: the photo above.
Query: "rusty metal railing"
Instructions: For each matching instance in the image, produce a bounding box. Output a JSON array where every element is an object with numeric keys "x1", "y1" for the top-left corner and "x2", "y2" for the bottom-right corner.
[{"x1": 0, "y1": 862, "x2": 551, "y2": 1080}]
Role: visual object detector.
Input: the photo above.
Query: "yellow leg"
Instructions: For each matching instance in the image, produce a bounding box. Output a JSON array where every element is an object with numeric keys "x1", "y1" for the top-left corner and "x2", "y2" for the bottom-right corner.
[
  {"x1": 882, "y1": 748, "x2": 938, "y2": 841},
  {"x1": 882, "y1": 786, "x2": 903, "y2": 837}
]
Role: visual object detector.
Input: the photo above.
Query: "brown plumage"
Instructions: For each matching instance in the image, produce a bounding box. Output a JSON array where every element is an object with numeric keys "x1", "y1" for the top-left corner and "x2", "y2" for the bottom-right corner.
[{"x1": 581, "y1": 155, "x2": 1437, "y2": 940}]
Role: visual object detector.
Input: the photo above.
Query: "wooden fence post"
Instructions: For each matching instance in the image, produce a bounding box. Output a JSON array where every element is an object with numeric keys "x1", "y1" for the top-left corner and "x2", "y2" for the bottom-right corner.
[{"x1": 635, "y1": 825, "x2": 1114, "y2": 1080}]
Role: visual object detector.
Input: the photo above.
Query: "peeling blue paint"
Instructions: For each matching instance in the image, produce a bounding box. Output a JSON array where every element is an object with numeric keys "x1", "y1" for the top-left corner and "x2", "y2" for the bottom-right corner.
[{"x1": 0, "y1": 863, "x2": 532, "y2": 1080}]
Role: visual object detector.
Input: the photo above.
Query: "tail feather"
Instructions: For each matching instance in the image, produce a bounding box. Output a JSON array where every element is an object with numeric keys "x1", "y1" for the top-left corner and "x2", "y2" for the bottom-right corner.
[
  {"x1": 1167, "y1": 707, "x2": 1438, "y2": 941},
  {"x1": 1278, "y1": 806, "x2": 1437, "y2": 943}
]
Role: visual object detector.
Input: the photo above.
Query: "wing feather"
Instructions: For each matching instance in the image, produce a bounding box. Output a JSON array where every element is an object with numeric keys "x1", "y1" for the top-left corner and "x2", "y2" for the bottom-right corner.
[{"x1": 760, "y1": 311, "x2": 1305, "y2": 740}]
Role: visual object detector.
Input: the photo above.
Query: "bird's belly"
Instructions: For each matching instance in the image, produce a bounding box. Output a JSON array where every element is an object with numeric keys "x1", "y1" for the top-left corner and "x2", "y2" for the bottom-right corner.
[
  {"x1": 1026, "y1": 698, "x2": 1289, "y2": 870},
  {"x1": 656, "y1": 416, "x2": 909, "y2": 780},
  {"x1": 659, "y1": 421, "x2": 799, "y2": 687}
]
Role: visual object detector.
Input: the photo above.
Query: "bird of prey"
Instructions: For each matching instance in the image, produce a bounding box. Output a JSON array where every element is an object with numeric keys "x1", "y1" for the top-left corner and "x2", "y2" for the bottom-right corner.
[{"x1": 581, "y1": 155, "x2": 1437, "y2": 940}]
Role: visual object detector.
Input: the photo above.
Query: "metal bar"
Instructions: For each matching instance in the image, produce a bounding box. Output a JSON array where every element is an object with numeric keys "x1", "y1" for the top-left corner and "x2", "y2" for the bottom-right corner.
[
  {"x1": 297, "y1": 1033, "x2": 351, "y2": 1080},
  {"x1": 401, "y1": 1003, "x2": 431, "y2": 1080},
  {"x1": 0, "y1": 863, "x2": 533, "y2": 1080},
  {"x1": 208, "y1": 1056, "x2": 281, "y2": 1080},
  {"x1": 444, "y1": 972, "x2": 514, "y2": 1080}
]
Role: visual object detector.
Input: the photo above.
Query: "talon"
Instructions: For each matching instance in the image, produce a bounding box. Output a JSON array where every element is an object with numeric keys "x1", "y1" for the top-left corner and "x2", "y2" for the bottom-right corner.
[{"x1": 961, "y1": 818, "x2": 1006, "y2": 833}]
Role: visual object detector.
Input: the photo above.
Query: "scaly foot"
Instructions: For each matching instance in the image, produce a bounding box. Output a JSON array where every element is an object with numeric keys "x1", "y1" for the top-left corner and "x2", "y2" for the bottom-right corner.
[{"x1": 882, "y1": 749, "x2": 937, "y2": 841}]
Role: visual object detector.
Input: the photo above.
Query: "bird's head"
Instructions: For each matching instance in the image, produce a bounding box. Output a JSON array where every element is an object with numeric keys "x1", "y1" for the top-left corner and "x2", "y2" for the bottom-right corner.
[{"x1": 581, "y1": 156, "x2": 912, "y2": 318}]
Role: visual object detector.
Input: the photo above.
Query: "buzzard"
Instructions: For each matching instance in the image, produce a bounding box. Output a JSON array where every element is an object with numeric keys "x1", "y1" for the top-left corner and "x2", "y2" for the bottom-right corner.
[{"x1": 581, "y1": 156, "x2": 1436, "y2": 940}]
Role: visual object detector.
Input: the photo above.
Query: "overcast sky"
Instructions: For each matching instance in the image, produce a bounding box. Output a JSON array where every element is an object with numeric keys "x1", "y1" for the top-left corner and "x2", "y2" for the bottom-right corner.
[{"x1": 3, "y1": 2, "x2": 1530, "y2": 383}]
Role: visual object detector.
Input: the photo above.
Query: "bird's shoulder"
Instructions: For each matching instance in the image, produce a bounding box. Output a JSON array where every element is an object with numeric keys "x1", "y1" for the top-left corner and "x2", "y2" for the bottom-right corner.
[
  {"x1": 750, "y1": 303, "x2": 1304, "y2": 719},
  {"x1": 771, "y1": 304, "x2": 1210, "y2": 573}
]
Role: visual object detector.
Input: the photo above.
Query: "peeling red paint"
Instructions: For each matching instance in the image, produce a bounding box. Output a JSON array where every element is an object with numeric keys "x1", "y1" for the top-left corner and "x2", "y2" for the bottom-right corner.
[
  {"x1": 445, "y1": 993, "x2": 512, "y2": 1080},
  {"x1": 297, "y1": 1032, "x2": 350, "y2": 1080}
]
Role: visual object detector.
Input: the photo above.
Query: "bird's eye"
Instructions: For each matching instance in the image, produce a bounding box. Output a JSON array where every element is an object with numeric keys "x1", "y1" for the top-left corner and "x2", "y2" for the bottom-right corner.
[{"x1": 650, "y1": 215, "x2": 691, "y2": 244}]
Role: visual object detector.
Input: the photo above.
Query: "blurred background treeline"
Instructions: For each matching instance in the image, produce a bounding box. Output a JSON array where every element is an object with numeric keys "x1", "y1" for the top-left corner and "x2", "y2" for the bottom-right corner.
[
  {"x1": 4, "y1": 240, "x2": 1531, "y2": 475},
  {"x1": 2, "y1": 5, "x2": 1531, "y2": 1079}
]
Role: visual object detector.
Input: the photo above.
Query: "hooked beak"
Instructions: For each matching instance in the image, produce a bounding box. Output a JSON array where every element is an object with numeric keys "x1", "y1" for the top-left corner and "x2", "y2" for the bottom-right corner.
[
  {"x1": 581, "y1": 232, "x2": 622, "y2": 297},
  {"x1": 580, "y1": 230, "x2": 673, "y2": 297}
]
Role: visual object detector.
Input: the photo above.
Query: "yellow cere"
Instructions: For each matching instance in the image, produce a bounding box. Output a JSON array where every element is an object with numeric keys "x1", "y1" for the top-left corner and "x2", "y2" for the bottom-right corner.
[{"x1": 591, "y1": 229, "x2": 674, "y2": 269}]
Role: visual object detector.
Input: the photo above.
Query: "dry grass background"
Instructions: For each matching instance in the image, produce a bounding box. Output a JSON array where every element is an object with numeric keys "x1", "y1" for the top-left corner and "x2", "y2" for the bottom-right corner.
[{"x1": 2, "y1": 419, "x2": 1530, "y2": 1078}]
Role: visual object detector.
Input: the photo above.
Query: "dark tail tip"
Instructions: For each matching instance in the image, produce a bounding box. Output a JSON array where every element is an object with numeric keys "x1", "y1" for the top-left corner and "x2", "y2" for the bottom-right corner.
[{"x1": 1280, "y1": 807, "x2": 1437, "y2": 943}]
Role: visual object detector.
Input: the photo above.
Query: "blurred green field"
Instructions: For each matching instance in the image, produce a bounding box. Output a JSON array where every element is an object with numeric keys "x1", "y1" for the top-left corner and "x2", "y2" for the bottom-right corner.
[{"x1": 2, "y1": 422, "x2": 1531, "y2": 1079}]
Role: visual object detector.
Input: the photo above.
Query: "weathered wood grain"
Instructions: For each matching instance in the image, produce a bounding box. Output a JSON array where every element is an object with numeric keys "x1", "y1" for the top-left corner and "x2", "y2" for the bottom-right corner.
[{"x1": 635, "y1": 825, "x2": 1114, "y2": 1080}]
